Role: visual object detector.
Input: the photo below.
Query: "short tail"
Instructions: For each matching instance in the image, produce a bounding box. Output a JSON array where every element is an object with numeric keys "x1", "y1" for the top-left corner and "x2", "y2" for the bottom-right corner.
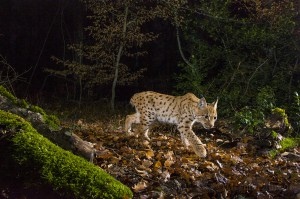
[{"x1": 129, "y1": 93, "x2": 138, "y2": 107}]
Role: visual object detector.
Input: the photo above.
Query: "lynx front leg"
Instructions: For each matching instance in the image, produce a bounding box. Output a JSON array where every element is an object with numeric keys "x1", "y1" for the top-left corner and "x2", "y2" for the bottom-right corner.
[
  {"x1": 180, "y1": 132, "x2": 190, "y2": 147},
  {"x1": 177, "y1": 124, "x2": 207, "y2": 158}
]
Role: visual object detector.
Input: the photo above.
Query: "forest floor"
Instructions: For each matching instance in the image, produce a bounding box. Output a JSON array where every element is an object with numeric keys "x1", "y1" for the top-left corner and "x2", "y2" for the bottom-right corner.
[
  {"x1": 55, "y1": 101, "x2": 300, "y2": 199},
  {"x1": 2, "y1": 100, "x2": 299, "y2": 199}
]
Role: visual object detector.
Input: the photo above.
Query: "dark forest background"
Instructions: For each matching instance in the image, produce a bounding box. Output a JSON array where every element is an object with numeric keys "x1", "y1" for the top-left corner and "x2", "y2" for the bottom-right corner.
[
  {"x1": 1, "y1": 0, "x2": 300, "y2": 119},
  {"x1": 0, "y1": 0, "x2": 179, "y2": 102}
]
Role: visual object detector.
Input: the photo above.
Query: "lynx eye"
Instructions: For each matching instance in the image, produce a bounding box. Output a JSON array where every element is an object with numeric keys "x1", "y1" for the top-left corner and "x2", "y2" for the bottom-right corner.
[
  {"x1": 214, "y1": 116, "x2": 217, "y2": 120},
  {"x1": 205, "y1": 115, "x2": 209, "y2": 119}
]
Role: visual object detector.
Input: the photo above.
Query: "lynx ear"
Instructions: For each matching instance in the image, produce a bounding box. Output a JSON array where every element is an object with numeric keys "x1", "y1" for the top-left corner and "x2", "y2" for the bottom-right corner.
[
  {"x1": 212, "y1": 98, "x2": 218, "y2": 109},
  {"x1": 198, "y1": 97, "x2": 207, "y2": 108}
]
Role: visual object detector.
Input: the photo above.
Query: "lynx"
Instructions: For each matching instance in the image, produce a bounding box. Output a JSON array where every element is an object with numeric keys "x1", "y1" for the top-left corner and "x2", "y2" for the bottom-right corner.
[{"x1": 125, "y1": 91, "x2": 218, "y2": 158}]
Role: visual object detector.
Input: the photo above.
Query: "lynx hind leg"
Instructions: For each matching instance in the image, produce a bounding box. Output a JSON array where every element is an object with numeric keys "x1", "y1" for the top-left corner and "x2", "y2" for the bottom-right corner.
[
  {"x1": 178, "y1": 127, "x2": 207, "y2": 158},
  {"x1": 124, "y1": 113, "x2": 140, "y2": 136},
  {"x1": 180, "y1": 132, "x2": 191, "y2": 147},
  {"x1": 136, "y1": 112, "x2": 156, "y2": 141}
]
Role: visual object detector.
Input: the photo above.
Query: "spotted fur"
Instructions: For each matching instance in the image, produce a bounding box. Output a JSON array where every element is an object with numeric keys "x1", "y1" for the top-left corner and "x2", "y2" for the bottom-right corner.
[{"x1": 125, "y1": 91, "x2": 218, "y2": 158}]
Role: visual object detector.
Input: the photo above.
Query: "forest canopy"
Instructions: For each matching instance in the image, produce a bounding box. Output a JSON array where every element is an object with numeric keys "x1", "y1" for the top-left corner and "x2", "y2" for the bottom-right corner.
[{"x1": 0, "y1": 0, "x2": 299, "y2": 111}]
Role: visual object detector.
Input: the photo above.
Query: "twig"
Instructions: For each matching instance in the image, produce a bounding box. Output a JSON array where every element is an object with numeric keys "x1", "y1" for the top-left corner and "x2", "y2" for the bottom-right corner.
[
  {"x1": 244, "y1": 59, "x2": 268, "y2": 95},
  {"x1": 175, "y1": 16, "x2": 193, "y2": 68},
  {"x1": 25, "y1": 2, "x2": 61, "y2": 96},
  {"x1": 0, "y1": 55, "x2": 30, "y2": 95}
]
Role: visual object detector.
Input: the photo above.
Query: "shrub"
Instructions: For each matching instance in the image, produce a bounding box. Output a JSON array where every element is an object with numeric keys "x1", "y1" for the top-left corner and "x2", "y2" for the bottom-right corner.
[{"x1": 234, "y1": 106, "x2": 265, "y2": 134}]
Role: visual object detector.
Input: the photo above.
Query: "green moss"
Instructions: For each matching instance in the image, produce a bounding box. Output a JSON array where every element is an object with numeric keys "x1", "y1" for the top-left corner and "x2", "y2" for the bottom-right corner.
[
  {"x1": 0, "y1": 86, "x2": 28, "y2": 108},
  {"x1": 45, "y1": 114, "x2": 61, "y2": 130},
  {"x1": 0, "y1": 109, "x2": 36, "y2": 134},
  {"x1": 30, "y1": 105, "x2": 47, "y2": 115},
  {"x1": 271, "y1": 131, "x2": 278, "y2": 139},
  {"x1": 269, "y1": 137, "x2": 300, "y2": 158},
  {"x1": 29, "y1": 105, "x2": 61, "y2": 130},
  {"x1": 0, "y1": 86, "x2": 60, "y2": 130},
  {"x1": 0, "y1": 110, "x2": 133, "y2": 199},
  {"x1": 17, "y1": 98, "x2": 29, "y2": 108},
  {"x1": 269, "y1": 149, "x2": 278, "y2": 158},
  {"x1": 271, "y1": 107, "x2": 293, "y2": 135},
  {"x1": 279, "y1": 137, "x2": 300, "y2": 151},
  {"x1": 272, "y1": 108, "x2": 289, "y2": 126},
  {"x1": 0, "y1": 85, "x2": 17, "y2": 103}
]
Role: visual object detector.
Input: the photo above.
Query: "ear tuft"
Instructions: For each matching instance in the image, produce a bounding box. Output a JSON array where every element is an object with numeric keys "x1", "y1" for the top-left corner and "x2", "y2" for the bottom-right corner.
[{"x1": 213, "y1": 98, "x2": 218, "y2": 109}]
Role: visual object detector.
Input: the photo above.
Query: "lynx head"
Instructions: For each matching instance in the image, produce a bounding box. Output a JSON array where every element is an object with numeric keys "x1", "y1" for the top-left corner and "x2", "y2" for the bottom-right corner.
[{"x1": 195, "y1": 97, "x2": 218, "y2": 129}]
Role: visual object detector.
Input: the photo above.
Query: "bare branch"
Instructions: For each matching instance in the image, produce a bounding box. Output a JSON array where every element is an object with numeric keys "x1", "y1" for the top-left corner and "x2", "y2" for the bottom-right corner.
[
  {"x1": 0, "y1": 55, "x2": 29, "y2": 95},
  {"x1": 244, "y1": 59, "x2": 269, "y2": 95}
]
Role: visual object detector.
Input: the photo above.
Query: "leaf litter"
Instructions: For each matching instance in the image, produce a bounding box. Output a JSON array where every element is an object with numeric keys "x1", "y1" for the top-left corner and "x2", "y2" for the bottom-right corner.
[{"x1": 64, "y1": 119, "x2": 300, "y2": 199}]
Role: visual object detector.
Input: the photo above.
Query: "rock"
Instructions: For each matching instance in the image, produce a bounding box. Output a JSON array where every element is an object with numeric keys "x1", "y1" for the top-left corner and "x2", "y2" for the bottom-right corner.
[{"x1": 281, "y1": 152, "x2": 300, "y2": 162}]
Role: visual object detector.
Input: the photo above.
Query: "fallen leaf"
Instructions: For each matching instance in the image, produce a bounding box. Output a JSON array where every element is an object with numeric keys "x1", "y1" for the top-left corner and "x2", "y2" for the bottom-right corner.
[
  {"x1": 157, "y1": 135, "x2": 168, "y2": 140},
  {"x1": 153, "y1": 160, "x2": 162, "y2": 171},
  {"x1": 180, "y1": 171, "x2": 191, "y2": 181},
  {"x1": 143, "y1": 140, "x2": 150, "y2": 146},
  {"x1": 230, "y1": 155, "x2": 243, "y2": 164},
  {"x1": 161, "y1": 170, "x2": 171, "y2": 182},
  {"x1": 181, "y1": 157, "x2": 195, "y2": 165},
  {"x1": 215, "y1": 172, "x2": 228, "y2": 184},
  {"x1": 164, "y1": 159, "x2": 175, "y2": 168},
  {"x1": 141, "y1": 159, "x2": 153, "y2": 168},
  {"x1": 113, "y1": 136, "x2": 119, "y2": 142},
  {"x1": 156, "y1": 140, "x2": 162, "y2": 147},
  {"x1": 203, "y1": 161, "x2": 219, "y2": 171},
  {"x1": 77, "y1": 119, "x2": 83, "y2": 126},
  {"x1": 156, "y1": 152, "x2": 164, "y2": 160},
  {"x1": 132, "y1": 180, "x2": 148, "y2": 192},
  {"x1": 110, "y1": 156, "x2": 120, "y2": 164},
  {"x1": 96, "y1": 149, "x2": 113, "y2": 159},
  {"x1": 164, "y1": 150, "x2": 174, "y2": 160},
  {"x1": 135, "y1": 167, "x2": 149, "y2": 177},
  {"x1": 145, "y1": 149, "x2": 154, "y2": 159},
  {"x1": 158, "y1": 191, "x2": 164, "y2": 199}
]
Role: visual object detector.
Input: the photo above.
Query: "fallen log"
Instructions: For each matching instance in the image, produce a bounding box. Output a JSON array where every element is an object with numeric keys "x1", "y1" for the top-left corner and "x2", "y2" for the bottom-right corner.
[
  {"x1": 0, "y1": 109, "x2": 132, "y2": 199},
  {"x1": 0, "y1": 86, "x2": 97, "y2": 161}
]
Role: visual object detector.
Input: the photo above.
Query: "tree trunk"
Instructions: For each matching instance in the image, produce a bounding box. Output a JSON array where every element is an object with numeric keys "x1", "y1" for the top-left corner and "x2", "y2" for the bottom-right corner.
[
  {"x1": 111, "y1": 5, "x2": 128, "y2": 111},
  {"x1": 174, "y1": 10, "x2": 193, "y2": 68}
]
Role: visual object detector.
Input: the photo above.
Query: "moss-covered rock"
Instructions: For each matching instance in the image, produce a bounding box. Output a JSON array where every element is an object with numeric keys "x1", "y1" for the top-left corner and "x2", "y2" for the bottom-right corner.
[
  {"x1": 279, "y1": 137, "x2": 300, "y2": 151},
  {"x1": 29, "y1": 104, "x2": 61, "y2": 131},
  {"x1": 0, "y1": 85, "x2": 17, "y2": 103},
  {"x1": 0, "y1": 85, "x2": 99, "y2": 161},
  {"x1": 271, "y1": 108, "x2": 292, "y2": 135},
  {"x1": 269, "y1": 137, "x2": 300, "y2": 158},
  {"x1": 0, "y1": 110, "x2": 133, "y2": 199},
  {"x1": 0, "y1": 85, "x2": 60, "y2": 131}
]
